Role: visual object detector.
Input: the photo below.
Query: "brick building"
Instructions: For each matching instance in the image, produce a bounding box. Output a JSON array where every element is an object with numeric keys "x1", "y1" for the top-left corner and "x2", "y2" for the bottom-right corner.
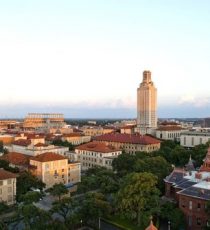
[
  {"x1": 95, "y1": 133, "x2": 160, "y2": 154},
  {"x1": 164, "y1": 148, "x2": 210, "y2": 229}
]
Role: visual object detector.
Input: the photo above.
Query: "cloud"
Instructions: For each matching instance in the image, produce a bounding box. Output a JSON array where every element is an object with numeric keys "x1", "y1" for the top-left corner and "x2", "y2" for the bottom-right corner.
[{"x1": 178, "y1": 95, "x2": 210, "y2": 108}]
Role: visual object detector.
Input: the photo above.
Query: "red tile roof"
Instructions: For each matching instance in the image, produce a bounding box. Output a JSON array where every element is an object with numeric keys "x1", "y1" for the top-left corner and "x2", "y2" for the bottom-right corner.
[
  {"x1": 13, "y1": 139, "x2": 31, "y2": 146},
  {"x1": 63, "y1": 133, "x2": 83, "y2": 137},
  {"x1": 0, "y1": 152, "x2": 31, "y2": 166},
  {"x1": 76, "y1": 141, "x2": 120, "y2": 153},
  {"x1": 30, "y1": 152, "x2": 67, "y2": 163},
  {"x1": 120, "y1": 125, "x2": 136, "y2": 129},
  {"x1": 160, "y1": 121, "x2": 179, "y2": 126},
  {"x1": 0, "y1": 169, "x2": 17, "y2": 180},
  {"x1": 25, "y1": 134, "x2": 45, "y2": 139},
  {"x1": 145, "y1": 221, "x2": 158, "y2": 230},
  {"x1": 157, "y1": 126, "x2": 183, "y2": 131},
  {"x1": 95, "y1": 133, "x2": 160, "y2": 145},
  {"x1": 34, "y1": 143, "x2": 48, "y2": 147}
]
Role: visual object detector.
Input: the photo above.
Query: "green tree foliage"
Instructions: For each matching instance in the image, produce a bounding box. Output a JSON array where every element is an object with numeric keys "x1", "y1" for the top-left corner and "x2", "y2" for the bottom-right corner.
[
  {"x1": 0, "y1": 202, "x2": 9, "y2": 215},
  {"x1": 160, "y1": 202, "x2": 186, "y2": 230},
  {"x1": 50, "y1": 197, "x2": 77, "y2": 224},
  {"x1": 0, "y1": 159, "x2": 19, "y2": 173},
  {"x1": 77, "y1": 166, "x2": 120, "y2": 194},
  {"x1": 0, "y1": 220, "x2": 7, "y2": 230},
  {"x1": 112, "y1": 153, "x2": 136, "y2": 175},
  {"x1": 47, "y1": 183, "x2": 68, "y2": 201},
  {"x1": 52, "y1": 139, "x2": 74, "y2": 151},
  {"x1": 16, "y1": 204, "x2": 51, "y2": 230},
  {"x1": 117, "y1": 172, "x2": 160, "y2": 227},
  {"x1": 20, "y1": 191, "x2": 42, "y2": 204},
  {"x1": 80, "y1": 192, "x2": 112, "y2": 226},
  {"x1": 0, "y1": 141, "x2": 3, "y2": 152},
  {"x1": 134, "y1": 156, "x2": 172, "y2": 192},
  {"x1": 153, "y1": 140, "x2": 209, "y2": 167},
  {"x1": 16, "y1": 172, "x2": 45, "y2": 201}
]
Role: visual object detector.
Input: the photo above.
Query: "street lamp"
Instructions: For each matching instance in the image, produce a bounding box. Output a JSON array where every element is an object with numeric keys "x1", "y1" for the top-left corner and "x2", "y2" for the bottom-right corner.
[
  {"x1": 99, "y1": 216, "x2": 101, "y2": 229},
  {"x1": 168, "y1": 220, "x2": 171, "y2": 230},
  {"x1": 80, "y1": 219, "x2": 83, "y2": 228}
]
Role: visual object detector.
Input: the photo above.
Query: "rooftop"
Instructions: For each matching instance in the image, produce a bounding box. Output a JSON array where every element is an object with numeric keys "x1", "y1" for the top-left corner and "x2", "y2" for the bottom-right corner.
[
  {"x1": 0, "y1": 168, "x2": 17, "y2": 180},
  {"x1": 13, "y1": 139, "x2": 31, "y2": 146},
  {"x1": 95, "y1": 133, "x2": 160, "y2": 145},
  {"x1": 0, "y1": 152, "x2": 31, "y2": 166},
  {"x1": 76, "y1": 141, "x2": 121, "y2": 153},
  {"x1": 30, "y1": 152, "x2": 67, "y2": 162},
  {"x1": 156, "y1": 126, "x2": 183, "y2": 131}
]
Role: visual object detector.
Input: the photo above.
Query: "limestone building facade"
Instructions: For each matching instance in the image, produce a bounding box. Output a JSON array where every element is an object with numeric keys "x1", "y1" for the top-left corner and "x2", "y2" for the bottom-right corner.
[{"x1": 137, "y1": 71, "x2": 157, "y2": 135}]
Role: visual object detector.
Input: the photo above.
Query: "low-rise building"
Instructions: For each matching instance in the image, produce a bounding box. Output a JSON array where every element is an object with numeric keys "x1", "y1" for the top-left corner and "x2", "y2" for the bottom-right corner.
[
  {"x1": 94, "y1": 133, "x2": 160, "y2": 154},
  {"x1": 155, "y1": 121, "x2": 186, "y2": 141},
  {"x1": 156, "y1": 126, "x2": 185, "y2": 141},
  {"x1": 120, "y1": 125, "x2": 136, "y2": 134},
  {"x1": 75, "y1": 141, "x2": 122, "y2": 170},
  {"x1": 0, "y1": 134, "x2": 14, "y2": 145},
  {"x1": 82, "y1": 126, "x2": 115, "y2": 137},
  {"x1": 0, "y1": 169, "x2": 17, "y2": 205},
  {"x1": 180, "y1": 129, "x2": 210, "y2": 147},
  {"x1": 9, "y1": 139, "x2": 69, "y2": 157},
  {"x1": 61, "y1": 133, "x2": 91, "y2": 145},
  {"x1": 30, "y1": 152, "x2": 81, "y2": 189},
  {"x1": 0, "y1": 152, "x2": 31, "y2": 171},
  {"x1": 164, "y1": 148, "x2": 210, "y2": 229}
]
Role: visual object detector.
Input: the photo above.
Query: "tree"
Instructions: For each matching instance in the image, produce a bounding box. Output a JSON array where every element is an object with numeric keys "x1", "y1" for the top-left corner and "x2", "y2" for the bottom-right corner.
[
  {"x1": 50, "y1": 197, "x2": 77, "y2": 224},
  {"x1": 16, "y1": 204, "x2": 51, "y2": 230},
  {"x1": 160, "y1": 202, "x2": 185, "y2": 230},
  {"x1": 52, "y1": 139, "x2": 74, "y2": 151},
  {"x1": 0, "y1": 141, "x2": 3, "y2": 153},
  {"x1": 112, "y1": 153, "x2": 136, "y2": 175},
  {"x1": 80, "y1": 192, "x2": 112, "y2": 226},
  {"x1": 0, "y1": 159, "x2": 19, "y2": 173},
  {"x1": 117, "y1": 172, "x2": 160, "y2": 227},
  {"x1": 0, "y1": 220, "x2": 7, "y2": 230},
  {"x1": 16, "y1": 172, "x2": 45, "y2": 201},
  {"x1": 0, "y1": 202, "x2": 9, "y2": 215},
  {"x1": 77, "y1": 166, "x2": 120, "y2": 194},
  {"x1": 134, "y1": 156, "x2": 172, "y2": 192},
  {"x1": 20, "y1": 191, "x2": 42, "y2": 204},
  {"x1": 48, "y1": 183, "x2": 68, "y2": 201}
]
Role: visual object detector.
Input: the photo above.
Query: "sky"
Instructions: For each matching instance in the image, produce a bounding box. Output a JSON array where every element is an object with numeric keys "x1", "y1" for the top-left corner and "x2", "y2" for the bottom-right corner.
[{"x1": 0, "y1": 0, "x2": 210, "y2": 118}]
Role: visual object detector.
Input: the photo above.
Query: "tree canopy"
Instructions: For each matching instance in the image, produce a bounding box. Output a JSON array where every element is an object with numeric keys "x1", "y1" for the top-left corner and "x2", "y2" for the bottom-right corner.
[
  {"x1": 117, "y1": 172, "x2": 160, "y2": 227},
  {"x1": 47, "y1": 183, "x2": 68, "y2": 201}
]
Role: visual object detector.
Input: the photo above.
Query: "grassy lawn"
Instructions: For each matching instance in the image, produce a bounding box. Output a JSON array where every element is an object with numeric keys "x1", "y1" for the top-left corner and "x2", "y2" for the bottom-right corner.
[{"x1": 104, "y1": 215, "x2": 141, "y2": 230}]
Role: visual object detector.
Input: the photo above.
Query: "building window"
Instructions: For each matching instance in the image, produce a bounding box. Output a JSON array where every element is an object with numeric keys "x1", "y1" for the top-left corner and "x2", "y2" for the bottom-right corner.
[
  {"x1": 62, "y1": 169, "x2": 64, "y2": 172},
  {"x1": 192, "y1": 137, "x2": 194, "y2": 146},
  {"x1": 189, "y1": 201, "x2": 192, "y2": 210},
  {"x1": 54, "y1": 170, "x2": 58, "y2": 176},
  {"x1": 8, "y1": 187, "x2": 12, "y2": 193},
  {"x1": 197, "y1": 203, "x2": 201, "y2": 211},
  {"x1": 7, "y1": 179, "x2": 12, "y2": 185},
  {"x1": 197, "y1": 218, "x2": 201, "y2": 225},
  {"x1": 0, "y1": 181, "x2": 3, "y2": 186},
  {"x1": 0, "y1": 189, "x2": 2, "y2": 195},
  {"x1": 7, "y1": 195, "x2": 12, "y2": 203},
  {"x1": 183, "y1": 137, "x2": 186, "y2": 145},
  {"x1": 62, "y1": 175, "x2": 64, "y2": 178},
  {"x1": 189, "y1": 216, "x2": 192, "y2": 226},
  {"x1": 45, "y1": 164, "x2": 50, "y2": 171}
]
